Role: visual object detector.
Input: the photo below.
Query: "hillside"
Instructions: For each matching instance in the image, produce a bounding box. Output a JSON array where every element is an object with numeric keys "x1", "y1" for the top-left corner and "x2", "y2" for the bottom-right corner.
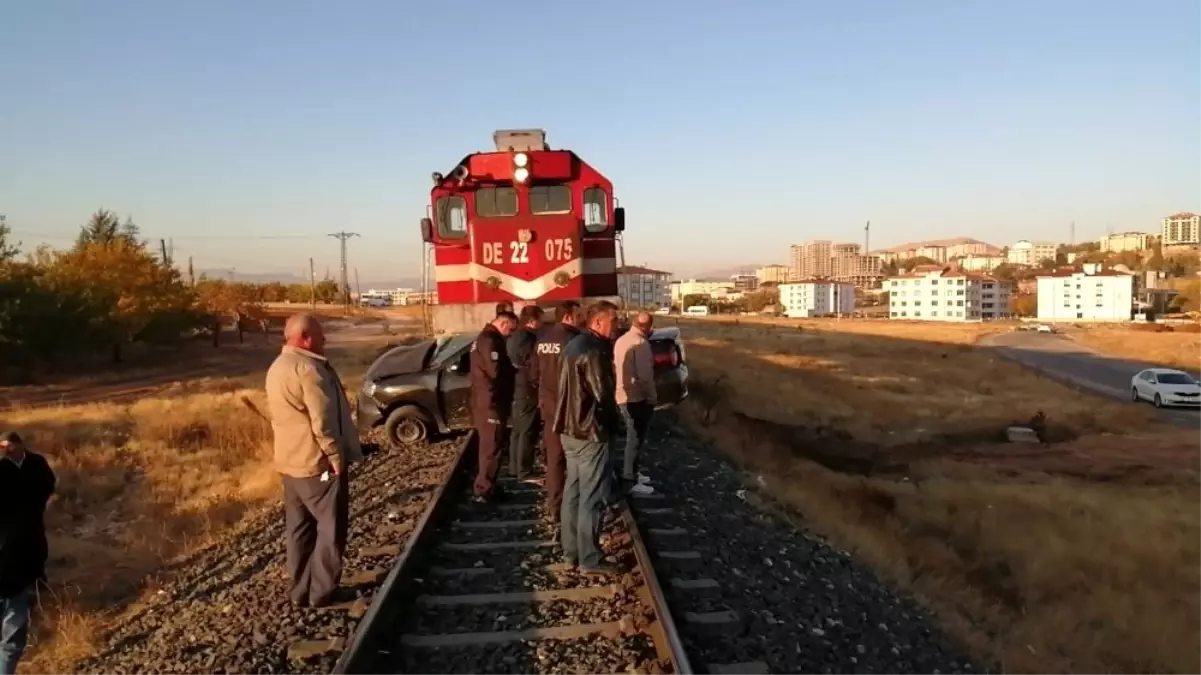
[{"x1": 872, "y1": 237, "x2": 1001, "y2": 255}]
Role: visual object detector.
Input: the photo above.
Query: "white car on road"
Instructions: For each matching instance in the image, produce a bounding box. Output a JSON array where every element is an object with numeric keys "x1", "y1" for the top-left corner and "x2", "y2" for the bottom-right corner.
[{"x1": 1130, "y1": 368, "x2": 1201, "y2": 408}]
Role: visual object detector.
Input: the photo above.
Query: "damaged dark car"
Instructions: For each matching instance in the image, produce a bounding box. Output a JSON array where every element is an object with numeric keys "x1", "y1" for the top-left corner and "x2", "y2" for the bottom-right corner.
[{"x1": 356, "y1": 326, "x2": 688, "y2": 449}]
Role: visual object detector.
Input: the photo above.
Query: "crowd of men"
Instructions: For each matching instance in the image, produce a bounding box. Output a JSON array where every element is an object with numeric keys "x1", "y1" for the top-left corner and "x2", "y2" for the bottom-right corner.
[
  {"x1": 0, "y1": 301, "x2": 659, "y2": 671},
  {"x1": 467, "y1": 299, "x2": 659, "y2": 574}
]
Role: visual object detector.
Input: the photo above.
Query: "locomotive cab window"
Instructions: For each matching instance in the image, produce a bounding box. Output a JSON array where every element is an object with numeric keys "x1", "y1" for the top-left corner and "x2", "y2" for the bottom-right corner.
[
  {"x1": 530, "y1": 184, "x2": 572, "y2": 215},
  {"x1": 583, "y1": 187, "x2": 608, "y2": 232},
  {"x1": 476, "y1": 187, "x2": 518, "y2": 217},
  {"x1": 436, "y1": 196, "x2": 467, "y2": 238}
]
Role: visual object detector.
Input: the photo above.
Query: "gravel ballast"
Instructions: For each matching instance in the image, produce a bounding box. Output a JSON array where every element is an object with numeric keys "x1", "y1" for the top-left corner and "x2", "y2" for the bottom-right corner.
[
  {"x1": 76, "y1": 437, "x2": 465, "y2": 675},
  {"x1": 631, "y1": 417, "x2": 983, "y2": 674}
]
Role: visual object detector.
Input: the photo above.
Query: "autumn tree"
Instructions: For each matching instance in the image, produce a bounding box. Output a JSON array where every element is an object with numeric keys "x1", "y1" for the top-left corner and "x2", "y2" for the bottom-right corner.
[
  {"x1": 195, "y1": 279, "x2": 265, "y2": 345},
  {"x1": 1011, "y1": 293, "x2": 1038, "y2": 317},
  {"x1": 76, "y1": 210, "x2": 140, "y2": 249},
  {"x1": 45, "y1": 239, "x2": 197, "y2": 361}
]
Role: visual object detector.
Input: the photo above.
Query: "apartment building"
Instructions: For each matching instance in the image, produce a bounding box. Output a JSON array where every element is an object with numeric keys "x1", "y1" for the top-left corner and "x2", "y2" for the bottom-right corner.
[
  {"x1": 788, "y1": 240, "x2": 833, "y2": 281},
  {"x1": 1035, "y1": 265, "x2": 1134, "y2": 322},
  {"x1": 957, "y1": 254, "x2": 1006, "y2": 271},
  {"x1": 1162, "y1": 212, "x2": 1200, "y2": 246},
  {"x1": 617, "y1": 265, "x2": 672, "y2": 309},
  {"x1": 1007, "y1": 240, "x2": 1058, "y2": 266},
  {"x1": 945, "y1": 241, "x2": 991, "y2": 258},
  {"x1": 364, "y1": 287, "x2": 437, "y2": 305},
  {"x1": 731, "y1": 274, "x2": 759, "y2": 292},
  {"x1": 755, "y1": 264, "x2": 790, "y2": 284},
  {"x1": 1098, "y1": 231, "x2": 1158, "y2": 253},
  {"x1": 670, "y1": 279, "x2": 734, "y2": 304},
  {"x1": 831, "y1": 248, "x2": 884, "y2": 288},
  {"x1": 887, "y1": 267, "x2": 1011, "y2": 321},
  {"x1": 779, "y1": 280, "x2": 855, "y2": 318},
  {"x1": 915, "y1": 245, "x2": 948, "y2": 263}
]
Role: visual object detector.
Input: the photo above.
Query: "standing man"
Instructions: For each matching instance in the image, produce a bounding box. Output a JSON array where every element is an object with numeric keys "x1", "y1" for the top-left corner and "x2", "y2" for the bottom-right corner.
[
  {"x1": 265, "y1": 314, "x2": 363, "y2": 608},
  {"x1": 553, "y1": 300, "x2": 621, "y2": 575},
  {"x1": 0, "y1": 431, "x2": 55, "y2": 675},
  {"x1": 470, "y1": 310, "x2": 518, "y2": 503},
  {"x1": 507, "y1": 305, "x2": 544, "y2": 481},
  {"x1": 614, "y1": 311, "x2": 658, "y2": 495},
  {"x1": 528, "y1": 300, "x2": 581, "y2": 523}
]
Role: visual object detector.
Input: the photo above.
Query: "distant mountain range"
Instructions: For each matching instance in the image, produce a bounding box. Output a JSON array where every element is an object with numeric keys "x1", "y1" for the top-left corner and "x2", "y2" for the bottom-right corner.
[{"x1": 687, "y1": 264, "x2": 762, "y2": 280}]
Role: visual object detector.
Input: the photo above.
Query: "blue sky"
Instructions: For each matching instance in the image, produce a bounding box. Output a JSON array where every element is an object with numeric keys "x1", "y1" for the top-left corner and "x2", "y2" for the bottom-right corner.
[{"x1": 1, "y1": 0, "x2": 1197, "y2": 282}]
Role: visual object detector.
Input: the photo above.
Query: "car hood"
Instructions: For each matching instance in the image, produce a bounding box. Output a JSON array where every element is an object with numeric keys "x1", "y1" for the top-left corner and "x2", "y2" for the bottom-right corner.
[
  {"x1": 1162, "y1": 384, "x2": 1201, "y2": 395},
  {"x1": 365, "y1": 340, "x2": 436, "y2": 381}
]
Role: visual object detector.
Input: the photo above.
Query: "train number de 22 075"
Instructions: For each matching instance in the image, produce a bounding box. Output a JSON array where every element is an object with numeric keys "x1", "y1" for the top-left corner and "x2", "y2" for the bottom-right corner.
[{"x1": 481, "y1": 238, "x2": 574, "y2": 265}]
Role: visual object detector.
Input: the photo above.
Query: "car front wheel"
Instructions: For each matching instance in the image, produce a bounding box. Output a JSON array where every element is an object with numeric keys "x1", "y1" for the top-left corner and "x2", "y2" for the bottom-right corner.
[
  {"x1": 384, "y1": 406, "x2": 432, "y2": 448},
  {"x1": 1131, "y1": 387, "x2": 1140, "y2": 402},
  {"x1": 1154, "y1": 394, "x2": 1164, "y2": 409}
]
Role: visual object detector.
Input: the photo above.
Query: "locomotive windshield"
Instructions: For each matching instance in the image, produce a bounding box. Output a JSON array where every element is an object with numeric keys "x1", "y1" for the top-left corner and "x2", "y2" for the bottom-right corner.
[
  {"x1": 476, "y1": 187, "x2": 518, "y2": 217},
  {"x1": 530, "y1": 185, "x2": 572, "y2": 214}
]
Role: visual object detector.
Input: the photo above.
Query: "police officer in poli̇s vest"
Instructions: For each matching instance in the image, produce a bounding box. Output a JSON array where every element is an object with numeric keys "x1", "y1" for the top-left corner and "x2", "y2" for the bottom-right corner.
[
  {"x1": 507, "y1": 305, "x2": 545, "y2": 481},
  {"x1": 526, "y1": 300, "x2": 581, "y2": 524},
  {"x1": 470, "y1": 310, "x2": 518, "y2": 503}
]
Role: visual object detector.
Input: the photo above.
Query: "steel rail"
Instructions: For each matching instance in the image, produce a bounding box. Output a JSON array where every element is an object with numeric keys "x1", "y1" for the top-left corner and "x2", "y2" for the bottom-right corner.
[
  {"x1": 331, "y1": 431, "x2": 476, "y2": 674},
  {"x1": 621, "y1": 500, "x2": 694, "y2": 674}
]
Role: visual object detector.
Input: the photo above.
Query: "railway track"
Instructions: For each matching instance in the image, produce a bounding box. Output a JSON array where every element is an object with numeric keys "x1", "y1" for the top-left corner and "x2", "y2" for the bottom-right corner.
[{"x1": 331, "y1": 432, "x2": 695, "y2": 675}]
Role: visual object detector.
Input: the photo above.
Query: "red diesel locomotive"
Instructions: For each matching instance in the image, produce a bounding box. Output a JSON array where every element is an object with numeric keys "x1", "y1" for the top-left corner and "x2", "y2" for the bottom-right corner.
[{"x1": 419, "y1": 129, "x2": 625, "y2": 334}]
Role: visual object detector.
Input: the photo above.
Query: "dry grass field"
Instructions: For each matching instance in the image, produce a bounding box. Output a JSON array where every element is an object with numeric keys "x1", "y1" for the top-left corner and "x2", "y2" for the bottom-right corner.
[
  {"x1": 1066, "y1": 323, "x2": 1201, "y2": 372},
  {"x1": 0, "y1": 333, "x2": 401, "y2": 672},
  {"x1": 669, "y1": 316, "x2": 1200, "y2": 674}
]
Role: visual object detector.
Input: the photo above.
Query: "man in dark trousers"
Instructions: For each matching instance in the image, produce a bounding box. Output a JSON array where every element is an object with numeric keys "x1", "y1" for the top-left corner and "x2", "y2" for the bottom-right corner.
[
  {"x1": 552, "y1": 300, "x2": 621, "y2": 575},
  {"x1": 0, "y1": 431, "x2": 56, "y2": 675},
  {"x1": 265, "y1": 314, "x2": 363, "y2": 608},
  {"x1": 470, "y1": 310, "x2": 518, "y2": 503},
  {"x1": 507, "y1": 305, "x2": 544, "y2": 480},
  {"x1": 528, "y1": 300, "x2": 580, "y2": 523}
]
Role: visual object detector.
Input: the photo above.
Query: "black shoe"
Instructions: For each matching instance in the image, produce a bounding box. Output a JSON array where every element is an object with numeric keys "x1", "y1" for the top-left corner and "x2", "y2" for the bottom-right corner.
[
  {"x1": 579, "y1": 563, "x2": 619, "y2": 576},
  {"x1": 471, "y1": 494, "x2": 490, "y2": 505}
]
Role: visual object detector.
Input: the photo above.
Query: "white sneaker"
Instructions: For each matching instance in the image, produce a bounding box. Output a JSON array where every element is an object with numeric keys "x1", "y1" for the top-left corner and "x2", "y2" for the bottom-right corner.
[
  {"x1": 628, "y1": 483, "x2": 655, "y2": 496},
  {"x1": 637, "y1": 473, "x2": 652, "y2": 485}
]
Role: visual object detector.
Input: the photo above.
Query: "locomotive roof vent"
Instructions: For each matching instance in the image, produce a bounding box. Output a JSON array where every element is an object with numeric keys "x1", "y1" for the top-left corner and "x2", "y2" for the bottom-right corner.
[{"x1": 493, "y1": 129, "x2": 548, "y2": 152}]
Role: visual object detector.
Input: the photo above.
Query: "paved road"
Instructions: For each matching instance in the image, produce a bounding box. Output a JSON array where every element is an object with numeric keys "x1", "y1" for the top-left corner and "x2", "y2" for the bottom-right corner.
[{"x1": 982, "y1": 331, "x2": 1199, "y2": 427}]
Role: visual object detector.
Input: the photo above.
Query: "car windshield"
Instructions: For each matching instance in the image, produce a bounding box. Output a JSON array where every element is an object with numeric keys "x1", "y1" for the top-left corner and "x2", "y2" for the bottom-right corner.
[
  {"x1": 430, "y1": 333, "x2": 476, "y2": 368},
  {"x1": 1156, "y1": 373, "x2": 1197, "y2": 385}
]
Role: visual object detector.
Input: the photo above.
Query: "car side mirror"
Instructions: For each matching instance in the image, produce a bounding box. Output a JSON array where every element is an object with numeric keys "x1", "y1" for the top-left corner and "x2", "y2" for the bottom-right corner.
[
  {"x1": 420, "y1": 217, "x2": 433, "y2": 243},
  {"x1": 614, "y1": 207, "x2": 625, "y2": 233}
]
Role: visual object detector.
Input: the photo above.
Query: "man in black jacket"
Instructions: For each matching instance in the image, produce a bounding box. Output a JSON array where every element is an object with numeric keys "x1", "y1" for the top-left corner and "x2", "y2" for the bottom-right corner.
[
  {"x1": 552, "y1": 300, "x2": 620, "y2": 575},
  {"x1": 470, "y1": 311, "x2": 518, "y2": 502},
  {"x1": 506, "y1": 305, "x2": 544, "y2": 480},
  {"x1": 528, "y1": 300, "x2": 581, "y2": 523},
  {"x1": 0, "y1": 431, "x2": 56, "y2": 675}
]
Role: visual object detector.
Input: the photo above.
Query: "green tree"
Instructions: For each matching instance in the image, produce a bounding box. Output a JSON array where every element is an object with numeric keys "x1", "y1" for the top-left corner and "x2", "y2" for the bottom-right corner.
[
  {"x1": 76, "y1": 209, "x2": 140, "y2": 248},
  {"x1": 901, "y1": 256, "x2": 940, "y2": 272},
  {"x1": 1146, "y1": 243, "x2": 1165, "y2": 271},
  {"x1": 0, "y1": 217, "x2": 19, "y2": 263}
]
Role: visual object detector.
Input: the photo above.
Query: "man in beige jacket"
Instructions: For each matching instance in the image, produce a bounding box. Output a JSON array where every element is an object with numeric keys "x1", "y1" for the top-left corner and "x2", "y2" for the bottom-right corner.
[
  {"x1": 614, "y1": 311, "x2": 657, "y2": 495},
  {"x1": 265, "y1": 314, "x2": 363, "y2": 608}
]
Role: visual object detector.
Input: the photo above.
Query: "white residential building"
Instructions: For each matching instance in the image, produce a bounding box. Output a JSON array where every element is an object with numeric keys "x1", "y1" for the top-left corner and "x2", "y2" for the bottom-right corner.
[
  {"x1": 1098, "y1": 231, "x2": 1157, "y2": 253},
  {"x1": 618, "y1": 266, "x2": 672, "y2": 309},
  {"x1": 1007, "y1": 240, "x2": 1058, "y2": 266},
  {"x1": 779, "y1": 280, "x2": 855, "y2": 318},
  {"x1": 957, "y1": 254, "x2": 1006, "y2": 271},
  {"x1": 915, "y1": 245, "x2": 948, "y2": 263},
  {"x1": 1161, "y1": 212, "x2": 1200, "y2": 246},
  {"x1": 887, "y1": 268, "x2": 1011, "y2": 322},
  {"x1": 1035, "y1": 265, "x2": 1134, "y2": 322},
  {"x1": 670, "y1": 279, "x2": 734, "y2": 305}
]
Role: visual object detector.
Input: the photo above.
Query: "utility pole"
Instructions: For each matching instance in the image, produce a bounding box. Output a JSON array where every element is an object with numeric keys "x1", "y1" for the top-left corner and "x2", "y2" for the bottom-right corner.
[
  {"x1": 354, "y1": 267, "x2": 361, "y2": 303},
  {"x1": 328, "y1": 231, "x2": 360, "y2": 310},
  {"x1": 159, "y1": 239, "x2": 170, "y2": 266},
  {"x1": 309, "y1": 257, "x2": 316, "y2": 308},
  {"x1": 187, "y1": 257, "x2": 195, "y2": 286},
  {"x1": 864, "y1": 220, "x2": 871, "y2": 254}
]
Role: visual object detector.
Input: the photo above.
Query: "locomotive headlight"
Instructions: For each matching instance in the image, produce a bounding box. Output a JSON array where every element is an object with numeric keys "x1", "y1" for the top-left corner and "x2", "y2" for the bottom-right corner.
[
  {"x1": 517, "y1": 229, "x2": 533, "y2": 243},
  {"x1": 513, "y1": 167, "x2": 530, "y2": 183},
  {"x1": 513, "y1": 152, "x2": 529, "y2": 168}
]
